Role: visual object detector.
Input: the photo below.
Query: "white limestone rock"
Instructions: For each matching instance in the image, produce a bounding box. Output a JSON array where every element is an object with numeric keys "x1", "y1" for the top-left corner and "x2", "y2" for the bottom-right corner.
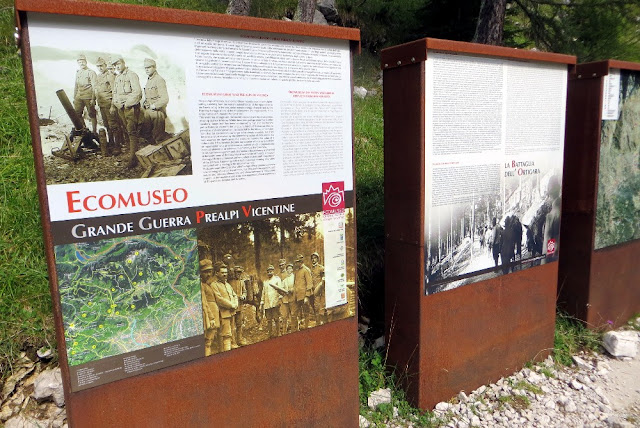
[
  {"x1": 603, "y1": 330, "x2": 638, "y2": 358},
  {"x1": 32, "y1": 368, "x2": 64, "y2": 407}
]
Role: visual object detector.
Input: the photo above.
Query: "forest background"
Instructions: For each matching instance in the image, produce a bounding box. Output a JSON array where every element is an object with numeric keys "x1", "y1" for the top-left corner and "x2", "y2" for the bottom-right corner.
[{"x1": 0, "y1": 0, "x2": 639, "y2": 415}]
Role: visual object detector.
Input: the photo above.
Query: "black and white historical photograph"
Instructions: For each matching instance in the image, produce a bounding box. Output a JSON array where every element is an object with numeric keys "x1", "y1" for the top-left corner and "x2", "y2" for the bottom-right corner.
[
  {"x1": 197, "y1": 210, "x2": 356, "y2": 356},
  {"x1": 28, "y1": 19, "x2": 191, "y2": 184},
  {"x1": 425, "y1": 161, "x2": 562, "y2": 295}
]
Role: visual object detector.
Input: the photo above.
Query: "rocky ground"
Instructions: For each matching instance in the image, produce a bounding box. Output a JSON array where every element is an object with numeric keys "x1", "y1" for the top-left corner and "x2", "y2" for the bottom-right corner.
[
  {"x1": 362, "y1": 325, "x2": 640, "y2": 428},
  {"x1": 2, "y1": 324, "x2": 639, "y2": 427}
]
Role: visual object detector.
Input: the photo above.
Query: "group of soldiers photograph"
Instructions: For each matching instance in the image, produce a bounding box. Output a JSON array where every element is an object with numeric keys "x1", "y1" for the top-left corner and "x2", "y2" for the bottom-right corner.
[
  {"x1": 72, "y1": 53, "x2": 171, "y2": 168},
  {"x1": 200, "y1": 251, "x2": 341, "y2": 357}
]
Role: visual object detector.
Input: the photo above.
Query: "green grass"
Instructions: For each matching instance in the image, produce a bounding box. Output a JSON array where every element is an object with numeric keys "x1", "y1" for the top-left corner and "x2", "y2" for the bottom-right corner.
[
  {"x1": 0, "y1": 5, "x2": 55, "y2": 378},
  {"x1": 553, "y1": 312, "x2": 603, "y2": 366},
  {"x1": 359, "y1": 346, "x2": 441, "y2": 427},
  {"x1": 352, "y1": 54, "x2": 385, "y2": 323}
]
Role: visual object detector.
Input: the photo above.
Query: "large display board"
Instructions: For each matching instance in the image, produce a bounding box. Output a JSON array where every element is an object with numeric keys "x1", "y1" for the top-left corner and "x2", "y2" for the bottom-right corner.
[
  {"x1": 383, "y1": 38, "x2": 575, "y2": 410},
  {"x1": 595, "y1": 69, "x2": 640, "y2": 249},
  {"x1": 22, "y1": 8, "x2": 357, "y2": 394},
  {"x1": 424, "y1": 52, "x2": 567, "y2": 295}
]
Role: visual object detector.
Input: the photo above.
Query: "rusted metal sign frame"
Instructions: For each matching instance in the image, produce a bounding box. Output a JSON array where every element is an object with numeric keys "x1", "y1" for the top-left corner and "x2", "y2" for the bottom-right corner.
[
  {"x1": 558, "y1": 59, "x2": 640, "y2": 329},
  {"x1": 15, "y1": 0, "x2": 360, "y2": 426},
  {"x1": 382, "y1": 38, "x2": 576, "y2": 409}
]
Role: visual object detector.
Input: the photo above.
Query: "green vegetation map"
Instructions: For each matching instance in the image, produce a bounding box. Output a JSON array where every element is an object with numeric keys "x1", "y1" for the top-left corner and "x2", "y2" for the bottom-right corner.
[
  {"x1": 595, "y1": 70, "x2": 640, "y2": 249},
  {"x1": 55, "y1": 229, "x2": 203, "y2": 366}
]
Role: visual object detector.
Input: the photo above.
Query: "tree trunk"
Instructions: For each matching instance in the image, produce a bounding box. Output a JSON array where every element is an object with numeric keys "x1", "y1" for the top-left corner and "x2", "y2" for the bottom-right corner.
[
  {"x1": 227, "y1": 0, "x2": 251, "y2": 16},
  {"x1": 473, "y1": 0, "x2": 507, "y2": 45},
  {"x1": 296, "y1": 0, "x2": 316, "y2": 23}
]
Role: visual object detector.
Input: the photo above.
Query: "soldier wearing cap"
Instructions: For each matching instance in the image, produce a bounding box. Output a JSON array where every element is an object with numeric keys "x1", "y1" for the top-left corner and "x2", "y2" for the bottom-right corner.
[
  {"x1": 140, "y1": 58, "x2": 170, "y2": 144},
  {"x1": 260, "y1": 264, "x2": 282, "y2": 338},
  {"x1": 278, "y1": 258, "x2": 289, "y2": 280},
  {"x1": 200, "y1": 259, "x2": 220, "y2": 356},
  {"x1": 310, "y1": 252, "x2": 325, "y2": 325},
  {"x1": 211, "y1": 261, "x2": 238, "y2": 351},
  {"x1": 292, "y1": 254, "x2": 313, "y2": 330},
  {"x1": 110, "y1": 55, "x2": 142, "y2": 168},
  {"x1": 280, "y1": 263, "x2": 295, "y2": 333},
  {"x1": 73, "y1": 53, "x2": 97, "y2": 134},
  {"x1": 229, "y1": 265, "x2": 247, "y2": 346},
  {"x1": 94, "y1": 56, "x2": 122, "y2": 155}
]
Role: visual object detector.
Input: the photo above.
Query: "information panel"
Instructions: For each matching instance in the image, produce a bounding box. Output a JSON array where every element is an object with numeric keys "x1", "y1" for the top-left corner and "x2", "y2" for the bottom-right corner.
[
  {"x1": 595, "y1": 69, "x2": 640, "y2": 250},
  {"x1": 424, "y1": 53, "x2": 567, "y2": 295},
  {"x1": 26, "y1": 13, "x2": 356, "y2": 391}
]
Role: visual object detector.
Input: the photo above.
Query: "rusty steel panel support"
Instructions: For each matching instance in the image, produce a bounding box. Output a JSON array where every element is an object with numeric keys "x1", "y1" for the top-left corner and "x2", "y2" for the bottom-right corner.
[
  {"x1": 383, "y1": 38, "x2": 572, "y2": 409},
  {"x1": 558, "y1": 60, "x2": 640, "y2": 329},
  {"x1": 67, "y1": 318, "x2": 358, "y2": 427}
]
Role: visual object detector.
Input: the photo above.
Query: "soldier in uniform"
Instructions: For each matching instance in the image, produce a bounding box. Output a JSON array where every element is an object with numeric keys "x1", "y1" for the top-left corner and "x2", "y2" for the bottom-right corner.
[
  {"x1": 110, "y1": 56, "x2": 142, "y2": 168},
  {"x1": 310, "y1": 252, "x2": 325, "y2": 326},
  {"x1": 292, "y1": 254, "x2": 313, "y2": 330},
  {"x1": 280, "y1": 263, "x2": 295, "y2": 334},
  {"x1": 94, "y1": 56, "x2": 121, "y2": 155},
  {"x1": 73, "y1": 54, "x2": 97, "y2": 134},
  {"x1": 260, "y1": 265, "x2": 283, "y2": 338},
  {"x1": 140, "y1": 58, "x2": 170, "y2": 144},
  {"x1": 211, "y1": 261, "x2": 238, "y2": 351},
  {"x1": 230, "y1": 266, "x2": 247, "y2": 346},
  {"x1": 199, "y1": 259, "x2": 220, "y2": 356}
]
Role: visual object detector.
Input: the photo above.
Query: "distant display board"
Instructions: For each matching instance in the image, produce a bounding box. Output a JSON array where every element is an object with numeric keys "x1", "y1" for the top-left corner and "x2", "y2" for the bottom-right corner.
[
  {"x1": 595, "y1": 69, "x2": 640, "y2": 249},
  {"x1": 424, "y1": 53, "x2": 567, "y2": 295},
  {"x1": 25, "y1": 12, "x2": 356, "y2": 391}
]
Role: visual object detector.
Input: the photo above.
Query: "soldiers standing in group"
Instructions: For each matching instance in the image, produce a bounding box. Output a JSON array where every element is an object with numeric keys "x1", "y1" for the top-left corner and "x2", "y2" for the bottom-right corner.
[
  {"x1": 111, "y1": 56, "x2": 142, "y2": 168},
  {"x1": 292, "y1": 254, "x2": 313, "y2": 330},
  {"x1": 310, "y1": 252, "x2": 326, "y2": 326},
  {"x1": 211, "y1": 261, "x2": 238, "y2": 351},
  {"x1": 229, "y1": 266, "x2": 247, "y2": 347},
  {"x1": 200, "y1": 259, "x2": 220, "y2": 356},
  {"x1": 94, "y1": 56, "x2": 121, "y2": 155},
  {"x1": 140, "y1": 58, "x2": 170, "y2": 144},
  {"x1": 260, "y1": 265, "x2": 283, "y2": 338},
  {"x1": 73, "y1": 54, "x2": 97, "y2": 134}
]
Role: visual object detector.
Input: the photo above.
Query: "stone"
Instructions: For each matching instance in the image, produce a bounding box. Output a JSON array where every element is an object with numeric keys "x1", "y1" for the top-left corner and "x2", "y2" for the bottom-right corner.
[
  {"x1": 33, "y1": 368, "x2": 64, "y2": 407},
  {"x1": 354, "y1": 86, "x2": 367, "y2": 99},
  {"x1": 312, "y1": 10, "x2": 328, "y2": 25},
  {"x1": 527, "y1": 372, "x2": 543, "y2": 384},
  {"x1": 367, "y1": 388, "x2": 391, "y2": 409},
  {"x1": 4, "y1": 415, "x2": 39, "y2": 428},
  {"x1": 435, "y1": 402, "x2": 450, "y2": 411},
  {"x1": 572, "y1": 355, "x2": 592, "y2": 370},
  {"x1": 359, "y1": 414, "x2": 370, "y2": 428},
  {"x1": 367, "y1": 88, "x2": 378, "y2": 97},
  {"x1": 36, "y1": 348, "x2": 53, "y2": 360},
  {"x1": 606, "y1": 415, "x2": 633, "y2": 428},
  {"x1": 565, "y1": 400, "x2": 578, "y2": 412},
  {"x1": 2, "y1": 365, "x2": 35, "y2": 401},
  {"x1": 317, "y1": 0, "x2": 339, "y2": 23},
  {"x1": 570, "y1": 379, "x2": 584, "y2": 390},
  {"x1": 470, "y1": 415, "x2": 480, "y2": 426},
  {"x1": 0, "y1": 405, "x2": 14, "y2": 422},
  {"x1": 603, "y1": 331, "x2": 639, "y2": 358},
  {"x1": 458, "y1": 391, "x2": 468, "y2": 402}
]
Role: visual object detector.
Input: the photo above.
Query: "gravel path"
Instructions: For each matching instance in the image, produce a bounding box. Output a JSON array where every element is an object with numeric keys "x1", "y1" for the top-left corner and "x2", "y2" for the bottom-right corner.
[
  {"x1": 2, "y1": 330, "x2": 639, "y2": 427},
  {"x1": 363, "y1": 329, "x2": 640, "y2": 428}
]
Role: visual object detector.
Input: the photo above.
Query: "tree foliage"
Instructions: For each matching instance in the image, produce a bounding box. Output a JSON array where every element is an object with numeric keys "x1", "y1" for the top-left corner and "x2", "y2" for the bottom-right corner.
[{"x1": 505, "y1": 0, "x2": 640, "y2": 62}]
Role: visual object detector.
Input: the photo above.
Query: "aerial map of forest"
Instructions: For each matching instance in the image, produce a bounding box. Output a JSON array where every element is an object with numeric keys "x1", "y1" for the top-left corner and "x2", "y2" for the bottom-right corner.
[
  {"x1": 595, "y1": 70, "x2": 640, "y2": 249},
  {"x1": 54, "y1": 229, "x2": 203, "y2": 366}
]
